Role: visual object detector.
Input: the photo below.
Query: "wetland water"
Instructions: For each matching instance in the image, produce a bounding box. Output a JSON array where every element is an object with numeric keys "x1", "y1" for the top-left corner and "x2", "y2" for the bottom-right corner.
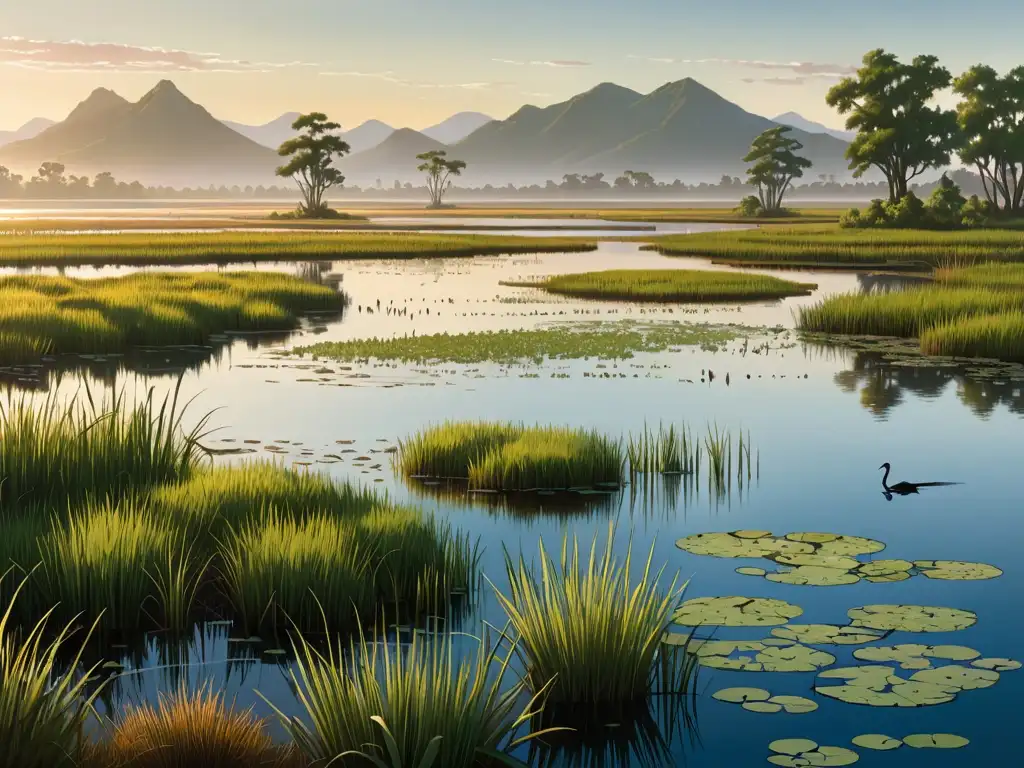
[{"x1": 5, "y1": 238, "x2": 1021, "y2": 766}]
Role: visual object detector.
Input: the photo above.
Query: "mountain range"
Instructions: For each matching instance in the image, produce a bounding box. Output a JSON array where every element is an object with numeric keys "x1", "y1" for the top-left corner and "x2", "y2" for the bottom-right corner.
[
  {"x1": 0, "y1": 118, "x2": 56, "y2": 148},
  {"x1": 772, "y1": 112, "x2": 855, "y2": 142},
  {"x1": 0, "y1": 78, "x2": 851, "y2": 186}
]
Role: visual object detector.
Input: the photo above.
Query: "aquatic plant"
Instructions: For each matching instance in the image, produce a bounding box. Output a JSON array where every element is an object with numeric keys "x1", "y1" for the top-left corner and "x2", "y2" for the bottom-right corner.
[
  {"x1": 399, "y1": 422, "x2": 624, "y2": 491},
  {"x1": 0, "y1": 575, "x2": 103, "y2": 768},
  {"x1": 712, "y1": 688, "x2": 818, "y2": 714},
  {"x1": 767, "y1": 738, "x2": 859, "y2": 767},
  {"x1": 0, "y1": 271, "x2": 346, "y2": 365},
  {"x1": 0, "y1": 231, "x2": 597, "y2": 267},
  {"x1": 265, "y1": 626, "x2": 544, "y2": 768},
  {"x1": 294, "y1": 320, "x2": 740, "y2": 365},
  {"x1": 92, "y1": 682, "x2": 295, "y2": 768},
  {"x1": 627, "y1": 422, "x2": 698, "y2": 476},
  {"x1": 920, "y1": 311, "x2": 1024, "y2": 361},
  {"x1": 503, "y1": 269, "x2": 816, "y2": 302},
  {"x1": 493, "y1": 526, "x2": 693, "y2": 708}
]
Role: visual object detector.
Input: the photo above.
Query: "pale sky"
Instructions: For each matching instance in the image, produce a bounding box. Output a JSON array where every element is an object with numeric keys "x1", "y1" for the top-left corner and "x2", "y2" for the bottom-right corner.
[{"x1": 1, "y1": 0, "x2": 1021, "y2": 132}]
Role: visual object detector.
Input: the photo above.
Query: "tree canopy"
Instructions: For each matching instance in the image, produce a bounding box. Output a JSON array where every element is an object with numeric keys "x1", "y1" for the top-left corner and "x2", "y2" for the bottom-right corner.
[
  {"x1": 417, "y1": 150, "x2": 467, "y2": 208},
  {"x1": 954, "y1": 65, "x2": 1024, "y2": 213},
  {"x1": 742, "y1": 126, "x2": 812, "y2": 213},
  {"x1": 827, "y1": 49, "x2": 959, "y2": 203},
  {"x1": 276, "y1": 113, "x2": 350, "y2": 217}
]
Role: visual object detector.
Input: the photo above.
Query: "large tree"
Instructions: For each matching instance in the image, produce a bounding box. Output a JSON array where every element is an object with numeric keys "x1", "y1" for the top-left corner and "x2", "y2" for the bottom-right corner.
[
  {"x1": 743, "y1": 126, "x2": 812, "y2": 213},
  {"x1": 417, "y1": 150, "x2": 467, "y2": 207},
  {"x1": 953, "y1": 65, "x2": 1024, "y2": 214},
  {"x1": 827, "y1": 49, "x2": 959, "y2": 203},
  {"x1": 276, "y1": 113, "x2": 350, "y2": 216}
]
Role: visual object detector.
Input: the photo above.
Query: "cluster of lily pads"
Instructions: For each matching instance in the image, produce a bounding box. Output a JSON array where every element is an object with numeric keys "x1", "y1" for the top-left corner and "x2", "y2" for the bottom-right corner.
[
  {"x1": 767, "y1": 733, "x2": 970, "y2": 766},
  {"x1": 676, "y1": 530, "x2": 1003, "y2": 587}
]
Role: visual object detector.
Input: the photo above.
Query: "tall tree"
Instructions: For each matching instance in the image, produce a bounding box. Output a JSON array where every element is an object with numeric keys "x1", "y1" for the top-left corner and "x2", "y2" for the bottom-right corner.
[
  {"x1": 827, "y1": 50, "x2": 959, "y2": 203},
  {"x1": 743, "y1": 126, "x2": 812, "y2": 213},
  {"x1": 276, "y1": 113, "x2": 350, "y2": 216},
  {"x1": 417, "y1": 150, "x2": 467, "y2": 207},
  {"x1": 954, "y1": 65, "x2": 1024, "y2": 214}
]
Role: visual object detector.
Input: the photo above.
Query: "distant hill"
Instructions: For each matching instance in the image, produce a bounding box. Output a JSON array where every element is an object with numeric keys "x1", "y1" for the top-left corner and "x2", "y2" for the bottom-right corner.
[
  {"x1": 341, "y1": 120, "x2": 395, "y2": 154},
  {"x1": 422, "y1": 112, "x2": 493, "y2": 144},
  {"x1": 222, "y1": 112, "x2": 305, "y2": 149},
  {"x1": 0, "y1": 81, "x2": 279, "y2": 185},
  {"x1": 340, "y1": 129, "x2": 447, "y2": 181},
  {"x1": 773, "y1": 111, "x2": 855, "y2": 142},
  {"x1": 0, "y1": 118, "x2": 57, "y2": 149},
  {"x1": 450, "y1": 78, "x2": 850, "y2": 182}
]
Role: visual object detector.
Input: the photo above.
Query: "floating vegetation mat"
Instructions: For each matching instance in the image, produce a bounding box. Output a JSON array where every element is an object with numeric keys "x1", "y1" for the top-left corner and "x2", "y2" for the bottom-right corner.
[
  {"x1": 676, "y1": 530, "x2": 1002, "y2": 587},
  {"x1": 767, "y1": 738, "x2": 859, "y2": 767},
  {"x1": 293, "y1": 320, "x2": 744, "y2": 365},
  {"x1": 712, "y1": 688, "x2": 818, "y2": 714}
]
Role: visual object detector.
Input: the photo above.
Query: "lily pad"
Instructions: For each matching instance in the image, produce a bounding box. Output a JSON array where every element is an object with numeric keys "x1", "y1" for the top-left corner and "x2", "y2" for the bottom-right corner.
[
  {"x1": 769, "y1": 739, "x2": 819, "y2": 756},
  {"x1": 771, "y1": 624, "x2": 886, "y2": 646},
  {"x1": 713, "y1": 687, "x2": 771, "y2": 704},
  {"x1": 851, "y1": 734, "x2": 902, "y2": 751},
  {"x1": 856, "y1": 559, "x2": 914, "y2": 578},
  {"x1": 910, "y1": 666, "x2": 999, "y2": 691},
  {"x1": 913, "y1": 560, "x2": 1002, "y2": 581},
  {"x1": 695, "y1": 640, "x2": 835, "y2": 672},
  {"x1": 673, "y1": 596, "x2": 803, "y2": 627},
  {"x1": 768, "y1": 739, "x2": 859, "y2": 767},
  {"x1": 734, "y1": 530, "x2": 774, "y2": 539},
  {"x1": 661, "y1": 631, "x2": 692, "y2": 647},
  {"x1": 737, "y1": 567, "x2": 768, "y2": 577},
  {"x1": 815, "y1": 665, "x2": 958, "y2": 707},
  {"x1": 773, "y1": 553, "x2": 861, "y2": 570},
  {"x1": 848, "y1": 604, "x2": 977, "y2": 633},
  {"x1": 768, "y1": 695, "x2": 818, "y2": 714},
  {"x1": 766, "y1": 566, "x2": 861, "y2": 587},
  {"x1": 902, "y1": 734, "x2": 970, "y2": 749},
  {"x1": 852, "y1": 644, "x2": 980, "y2": 670},
  {"x1": 743, "y1": 701, "x2": 783, "y2": 713},
  {"x1": 807, "y1": 534, "x2": 885, "y2": 557},
  {"x1": 971, "y1": 657, "x2": 1021, "y2": 671},
  {"x1": 677, "y1": 532, "x2": 813, "y2": 559}
]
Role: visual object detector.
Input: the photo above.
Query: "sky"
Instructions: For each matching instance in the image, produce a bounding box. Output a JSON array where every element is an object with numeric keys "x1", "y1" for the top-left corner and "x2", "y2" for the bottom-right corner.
[{"x1": 2, "y1": 0, "x2": 1023, "y2": 132}]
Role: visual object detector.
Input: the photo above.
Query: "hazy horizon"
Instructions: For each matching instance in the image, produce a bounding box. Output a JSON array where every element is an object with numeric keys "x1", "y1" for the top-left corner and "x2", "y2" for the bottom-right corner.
[{"x1": 4, "y1": 0, "x2": 1021, "y2": 132}]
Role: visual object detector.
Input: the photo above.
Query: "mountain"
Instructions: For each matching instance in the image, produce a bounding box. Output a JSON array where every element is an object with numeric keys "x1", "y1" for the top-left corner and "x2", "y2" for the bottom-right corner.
[
  {"x1": 341, "y1": 120, "x2": 395, "y2": 154},
  {"x1": 772, "y1": 112, "x2": 855, "y2": 142},
  {"x1": 221, "y1": 112, "x2": 307, "y2": 149},
  {"x1": 341, "y1": 128, "x2": 446, "y2": 180},
  {"x1": 422, "y1": 112, "x2": 493, "y2": 144},
  {"x1": 0, "y1": 81, "x2": 278, "y2": 184},
  {"x1": 0, "y1": 118, "x2": 57, "y2": 148},
  {"x1": 451, "y1": 79, "x2": 850, "y2": 181}
]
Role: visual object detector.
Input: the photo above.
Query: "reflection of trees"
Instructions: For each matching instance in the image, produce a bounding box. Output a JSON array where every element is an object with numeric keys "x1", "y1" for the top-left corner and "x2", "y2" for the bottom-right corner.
[
  {"x1": 823, "y1": 344, "x2": 1024, "y2": 419},
  {"x1": 855, "y1": 273, "x2": 931, "y2": 295}
]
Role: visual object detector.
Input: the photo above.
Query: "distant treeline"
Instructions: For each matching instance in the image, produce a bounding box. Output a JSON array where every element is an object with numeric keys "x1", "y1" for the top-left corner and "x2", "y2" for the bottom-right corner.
[{"x1": 0, "y1": 162, "x2": 985, "y2": 202}]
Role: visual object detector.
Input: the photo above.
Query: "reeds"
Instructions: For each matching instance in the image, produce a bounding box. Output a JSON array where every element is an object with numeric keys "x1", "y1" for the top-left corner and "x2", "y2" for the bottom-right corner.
[
  {"x1": 627, "y1": 421, "x2": 756, "y2": 492},
  {"x1": 920, "y1": 311, "x2": 1024, "y2": 362},
  {"x1": 506, "y1": 269, "x2": 816, "y2": 302},
  {"x1": 0, "y1": 232, "x2": 597, "y2": 267},
  {"x1": 91, "y1": 682, "x2": 295, "y2": 768},
  {"x1": 493, "y1": 526, "x2": 693, "y2": 709},
  {"x1": 399, "y1": 422, "x2": 624, "y2": 491},
  {"x1": 266, "y1": 626, "x2": 544, "y2": 768},
  {"x1": 0, "y1": 272, "x2": 346, "y2": 365}
]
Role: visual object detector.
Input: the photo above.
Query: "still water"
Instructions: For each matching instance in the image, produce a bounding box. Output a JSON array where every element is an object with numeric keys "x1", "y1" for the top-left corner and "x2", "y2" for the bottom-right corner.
[{"x1": 6, "y1": 242, "x2": 1021, "y2": 767}]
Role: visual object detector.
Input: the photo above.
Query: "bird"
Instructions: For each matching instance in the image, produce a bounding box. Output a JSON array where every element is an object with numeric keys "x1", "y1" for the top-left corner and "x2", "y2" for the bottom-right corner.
[{"x1": 879, "y1": 463, "x2": 962, "y2": 496}]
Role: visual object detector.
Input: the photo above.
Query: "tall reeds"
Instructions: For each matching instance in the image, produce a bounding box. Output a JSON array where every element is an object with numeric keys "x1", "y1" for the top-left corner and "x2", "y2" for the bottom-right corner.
[{"x1": 627, "y1": 421, "x2": 757, "y2": 492}]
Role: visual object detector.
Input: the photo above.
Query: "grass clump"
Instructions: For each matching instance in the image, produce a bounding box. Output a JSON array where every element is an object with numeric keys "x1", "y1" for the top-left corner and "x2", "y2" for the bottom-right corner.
[
  {"x1": 91, "y1": 682, "x2": 295, "y2": 768},
  {"x1": 399, "y1": 422, "x2": 624, "y2": 491},
  {"x1": 295, "y1": 320, "x2": 739, "y2": 365},
  {"x1": 0, "y1": 272, "x2": 345, "y2": 365},
  {"x1": 504, "y1": 269, "x2": 815, "y2": 302},
  {"x1": 920, "y1": 312, "x2": 1024, "y2": 362},
  {"x1": 493, "y1": 527, "x2": 692, "y2": 709},
  {"x1": 0, "y1": 232, "x2": 596, "y2": 267},
  {"x1": 267, "y1": 626, "x2": 543, "y2": 768},
  {"x1": 646, "y1": 226, "x2": 1024, "y2": 269}
]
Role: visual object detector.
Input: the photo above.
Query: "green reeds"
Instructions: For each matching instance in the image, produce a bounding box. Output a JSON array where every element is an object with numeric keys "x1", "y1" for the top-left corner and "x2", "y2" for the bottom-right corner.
[
  {"x1": 0, "y1": 232, "x2": 597, "y2": 267},
  {"x1": 0, "y1": 380, "x2": 209, "y2": 509},
  {"x1": 493, "y1": 525, "x2": 693, "y2": 708},
  {"x1": 0, "y1": 574, "x2": 103, "y2": 768},
  {"x1": 920, "y1": 311, "x2": 1024, "y2": 362},
  {"x1": 399, "y1": 422, "x2": 624, "y2": 491},
  {"x1": 627, "y1": 421, "x2": 756, "y2": 492},
  {"x1": 936, "y1": 262, "x2": 1024, "y2": 289},
  {"x1": 91, "y1": 682, "x2": 296, "y2": 768},
  {"x1": 504, "y1": 269, "x2": 816, "y2": 302},
  {"x1": 265, "y1": 625, "x2": 544, "y2": 768},
  {"x1": 0, "y1": 272, "x2": 346, "y2": 365}
]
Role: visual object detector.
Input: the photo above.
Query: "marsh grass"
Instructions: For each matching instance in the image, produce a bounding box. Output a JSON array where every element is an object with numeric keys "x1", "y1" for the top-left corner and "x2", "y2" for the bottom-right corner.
[
  {"x1": 920, "y1": 311, "x2": 1024, "y2": 361},
  {"x1": 627, "y1": 423, "x2": 698, "y2": 476},
  {"x1": 266, "y1": 624, "x2": 545, "y2": 768},
  {"x1": 0, "y1": 232, "x2": 597, "y2": 267},
  {"x1": 91, "y1": 682, "x2": 296, "y2": 768},
  {"x1": 647, "y1": 226, "x2": 1024, "y2": 267},
  {"x1": 493, "y1": 526, "x2": 694, "y2": 710},
  {"x1": 294, "y1": 321, "x2": 739, "y2": 365},
  {"x1": 627, "y1": 421, "x2": 756, "y2": 493},
  {"x1": 399, "y1": 422, "x2": 624, "y2": 491},
  {"x1": 0, "y1": 272, "x2": 345, "y2": 365},
  {"x1": 504, "y1": 269, "x2": 816, "y2": 302}
]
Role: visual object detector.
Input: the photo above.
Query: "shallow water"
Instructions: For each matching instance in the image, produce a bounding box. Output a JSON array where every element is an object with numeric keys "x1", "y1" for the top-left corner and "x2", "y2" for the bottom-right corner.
[{"x1": 8, "y1": 241, "x2": 1022, "y2": 766}]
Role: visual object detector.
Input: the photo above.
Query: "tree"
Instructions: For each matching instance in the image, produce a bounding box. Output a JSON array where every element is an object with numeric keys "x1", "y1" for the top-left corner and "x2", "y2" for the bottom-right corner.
[
  {"x1": 953, "y1": 65, "x2": 1024, "y2": 214},
  {"x1": 742, "y1": 126, "x2": 812, "y2": 213},
  {"x1": 276, "y1": 113, "x2": 350, "y2": 216},
  {"x1": 416, "y1": 150, "x2": 467, "y2": 208},
  {"x1": 827, "y1": 49, "x2": 959, "y2": 203}
]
